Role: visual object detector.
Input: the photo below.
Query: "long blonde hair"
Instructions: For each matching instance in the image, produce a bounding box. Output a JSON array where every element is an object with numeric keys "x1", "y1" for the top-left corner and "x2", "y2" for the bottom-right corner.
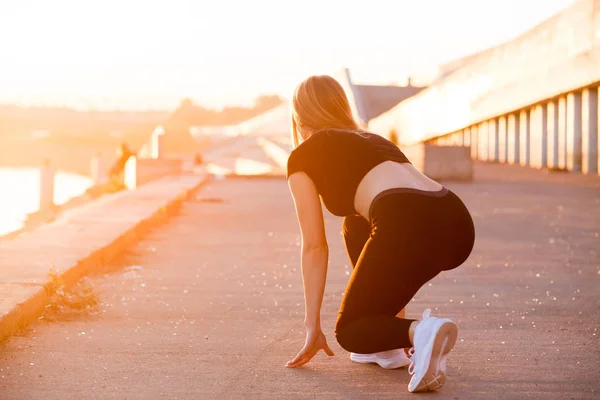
[{"x1": 292, "y1": 75, "x2": 361, "y2": 147}]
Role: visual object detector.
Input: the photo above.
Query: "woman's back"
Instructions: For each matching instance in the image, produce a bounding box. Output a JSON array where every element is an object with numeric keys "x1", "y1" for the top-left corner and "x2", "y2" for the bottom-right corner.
[
  {"x1": 354, "y1": 161, "x2": 443, "y2": 219},
  {"x1": 287, "y1": 128, "x2": 441, "y2": 219}
]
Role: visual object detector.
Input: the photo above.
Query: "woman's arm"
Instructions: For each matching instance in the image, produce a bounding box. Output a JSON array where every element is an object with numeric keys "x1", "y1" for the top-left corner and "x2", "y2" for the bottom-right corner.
[
  {"x1": 285, "y1": 171, "x2": 334, "y2": 367},
  {"x1": 288, "y1": 171, "x2": 328, "y2": 329}
]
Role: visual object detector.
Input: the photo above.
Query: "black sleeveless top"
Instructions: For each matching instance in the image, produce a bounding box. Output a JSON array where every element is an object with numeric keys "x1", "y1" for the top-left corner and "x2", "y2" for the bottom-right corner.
[{"x1": 286, "y1": 128, "x2": 411, "y2": 217}]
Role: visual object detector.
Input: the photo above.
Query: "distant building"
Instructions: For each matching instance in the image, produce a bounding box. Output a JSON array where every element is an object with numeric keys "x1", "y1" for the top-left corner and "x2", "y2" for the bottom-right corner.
[
  {"x1": 189, "y1": 68, "x2": 426, "y2": 140},
  {"x1": 352, "y1": 82, "x2": 424, "y2": 122},
  {"x1": 333, "y1": 68, "x2": 426, "y2": 125}
]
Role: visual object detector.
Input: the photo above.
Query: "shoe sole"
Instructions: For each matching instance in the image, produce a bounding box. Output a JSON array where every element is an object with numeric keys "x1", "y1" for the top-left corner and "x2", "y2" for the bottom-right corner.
[
  {"x1": 409, "y1": 320, "x2": 458, "y2": 393},
  {"x1": 350, "y1": 353, "x2": 410, "y2": 369}
]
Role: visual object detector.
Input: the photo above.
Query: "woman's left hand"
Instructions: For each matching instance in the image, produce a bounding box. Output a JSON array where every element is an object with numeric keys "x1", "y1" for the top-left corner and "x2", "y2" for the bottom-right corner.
[{"x1": 285, "y1": 328, "x2": 334, "y2": 368}]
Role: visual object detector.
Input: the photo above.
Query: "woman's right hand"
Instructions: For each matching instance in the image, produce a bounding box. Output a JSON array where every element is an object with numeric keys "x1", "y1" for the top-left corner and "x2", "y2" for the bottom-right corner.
[{"x1": 285, "y1": 328, "x2": 334, "y2": 368}]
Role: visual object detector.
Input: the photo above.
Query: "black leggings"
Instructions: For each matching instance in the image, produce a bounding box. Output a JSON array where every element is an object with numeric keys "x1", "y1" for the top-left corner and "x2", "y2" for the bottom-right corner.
[{"x1": 334, "y1": 187, "x2": 475, "y2": 354}]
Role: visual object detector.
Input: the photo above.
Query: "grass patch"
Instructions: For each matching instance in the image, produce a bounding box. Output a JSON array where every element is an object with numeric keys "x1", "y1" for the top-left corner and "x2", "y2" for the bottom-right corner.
[{"x1": 41, "y1": 268, "x2": 101, "y2": 322}]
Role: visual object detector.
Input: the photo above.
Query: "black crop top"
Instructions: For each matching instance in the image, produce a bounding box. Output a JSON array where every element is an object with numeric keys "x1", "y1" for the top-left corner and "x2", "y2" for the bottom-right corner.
[{"x1": 286, "y1": 128, "x2": 411, "y2": 216}]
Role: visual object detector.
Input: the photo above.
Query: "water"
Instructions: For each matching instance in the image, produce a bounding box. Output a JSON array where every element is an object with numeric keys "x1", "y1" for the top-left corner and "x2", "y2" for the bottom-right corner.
[{"x1": 0, "y1": 167, "x2": 92, "y2": 236}]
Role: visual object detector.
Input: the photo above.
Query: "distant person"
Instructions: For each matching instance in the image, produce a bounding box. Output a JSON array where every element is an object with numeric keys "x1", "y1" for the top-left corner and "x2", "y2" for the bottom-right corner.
[
  {"x1": 109, "y1": 141, "x2": 134, "y2": 179},
  {"x1": 284, "y1": 75, "x2": 475, "y2": 393}
]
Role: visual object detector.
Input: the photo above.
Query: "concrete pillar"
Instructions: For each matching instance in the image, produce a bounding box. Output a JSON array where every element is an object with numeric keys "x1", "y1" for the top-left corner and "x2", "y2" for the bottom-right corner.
[
  {"x1": 452, "y1": 132, "x2": 460, "y2": 146},
  {"x1": 507, "y1": 113, "x2": 520, "y2": 165},
  {"x1": 470, "y1": 125, "x2": 478, "y2": 160},
  {"x1": 582, "y1": 86, "x2": 599, "y2": 175},
  {"x1": 519, "y1": 109, "x2": 531, "y2": 167},
  {"x1": 530, "y1": 103, "x2": 548, "y2": 169},
  {"x1": 498, "y1": 116, "x2": 508, "y2": 163},
  {"x1": 124, "y1": 156, "x2": 137, "y2": 190},
  {"x1": 547, "y1": 99, "x2": 560, "y2": 169},
  {"x1": 91, "y1": 153, "x2": 109, "y2": 185},
  {"x1": 456, "y1": 131, "x2": 464, "y2": 146},
  {"x1": 478, "y1": 122, "x2": 489, "y2": 161},
  {"x1": 558, "y1": 96, "x2": 568, "y2": 169},
  {"x1": 151, "y1": 125, "x2": 165, "y2": 159},
  {"x1": 463, "y1": 127, "x2": 471, "y2": 147},
  {"x1": 39, "y1": 160, "x2": 55, "y2": 212},
  {"x1": 566, "y1": 91, "x2": 583, "y2": 172},
  {"x1": 488, "y1": 118, "x2": 499, "y2": 162}
]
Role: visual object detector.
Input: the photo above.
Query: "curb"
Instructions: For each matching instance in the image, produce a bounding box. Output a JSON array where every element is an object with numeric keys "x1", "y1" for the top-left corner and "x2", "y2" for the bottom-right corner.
[{"x1": 0, "y1": 173, "x2": 211, "y2": 343}]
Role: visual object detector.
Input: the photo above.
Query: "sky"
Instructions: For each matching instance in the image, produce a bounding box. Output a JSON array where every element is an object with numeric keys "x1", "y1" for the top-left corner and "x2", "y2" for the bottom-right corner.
[{"x1": 0, "y1": 0, "x2": 577, "y2": 111}]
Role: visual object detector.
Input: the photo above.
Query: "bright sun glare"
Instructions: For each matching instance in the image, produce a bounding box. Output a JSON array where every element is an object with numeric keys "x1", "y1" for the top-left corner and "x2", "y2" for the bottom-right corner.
[{"x1": 0, "y1": 0, "x2": 576, "y2": 111}]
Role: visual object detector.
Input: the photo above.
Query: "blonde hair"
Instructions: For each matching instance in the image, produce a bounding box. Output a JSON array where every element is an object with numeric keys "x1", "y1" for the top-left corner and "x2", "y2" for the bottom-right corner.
[{"x1": 292, "y1": 75, "x2": 361, "y2": 147}]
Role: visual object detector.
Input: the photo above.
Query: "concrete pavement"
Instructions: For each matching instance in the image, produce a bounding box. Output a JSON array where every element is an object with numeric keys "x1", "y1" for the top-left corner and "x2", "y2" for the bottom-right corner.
[{"x1": 0, "y1": 161, "x2": 598, "y2": 399}]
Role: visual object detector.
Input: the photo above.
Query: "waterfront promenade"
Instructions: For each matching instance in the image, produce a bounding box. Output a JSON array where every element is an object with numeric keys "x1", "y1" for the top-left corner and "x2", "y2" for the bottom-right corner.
[{"x1": 0, "y1": 136, "x2": 598, "y2": 399}]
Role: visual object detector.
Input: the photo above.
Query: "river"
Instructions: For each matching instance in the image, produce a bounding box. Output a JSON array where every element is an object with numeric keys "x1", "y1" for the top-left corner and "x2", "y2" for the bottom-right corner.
[{"x1": 0, "y1": 167, "x2": 92, "y2": 237}]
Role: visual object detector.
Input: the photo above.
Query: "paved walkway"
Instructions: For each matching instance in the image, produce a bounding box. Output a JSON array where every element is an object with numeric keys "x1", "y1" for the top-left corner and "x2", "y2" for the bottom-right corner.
[{"x1": 0, "y1": 162, "x2": 599, "y2": 399}]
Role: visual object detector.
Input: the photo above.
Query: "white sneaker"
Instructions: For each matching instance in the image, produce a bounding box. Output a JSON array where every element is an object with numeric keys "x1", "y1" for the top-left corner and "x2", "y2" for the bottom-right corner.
[
  {"x1": 350, "y1": 349, "x2": 410, "y2": 369},
  {"x1": 407, "y1": 309, "x2": 458, "y2": 393}
]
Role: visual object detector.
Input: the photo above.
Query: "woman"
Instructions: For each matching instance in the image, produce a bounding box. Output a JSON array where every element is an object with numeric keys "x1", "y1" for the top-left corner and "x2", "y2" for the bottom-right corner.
[{"x1": 284, "y1": 75, "x2": 475, "y2": 393}]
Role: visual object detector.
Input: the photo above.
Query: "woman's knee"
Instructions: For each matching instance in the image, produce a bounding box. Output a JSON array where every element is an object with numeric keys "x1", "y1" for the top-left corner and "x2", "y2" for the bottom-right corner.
[
  {"x1": 334, "y1": 319, "x2": 354, "y2": 352},
  {"x1": 335, "y1": 317, "x2": 375, "y2": 353}
]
